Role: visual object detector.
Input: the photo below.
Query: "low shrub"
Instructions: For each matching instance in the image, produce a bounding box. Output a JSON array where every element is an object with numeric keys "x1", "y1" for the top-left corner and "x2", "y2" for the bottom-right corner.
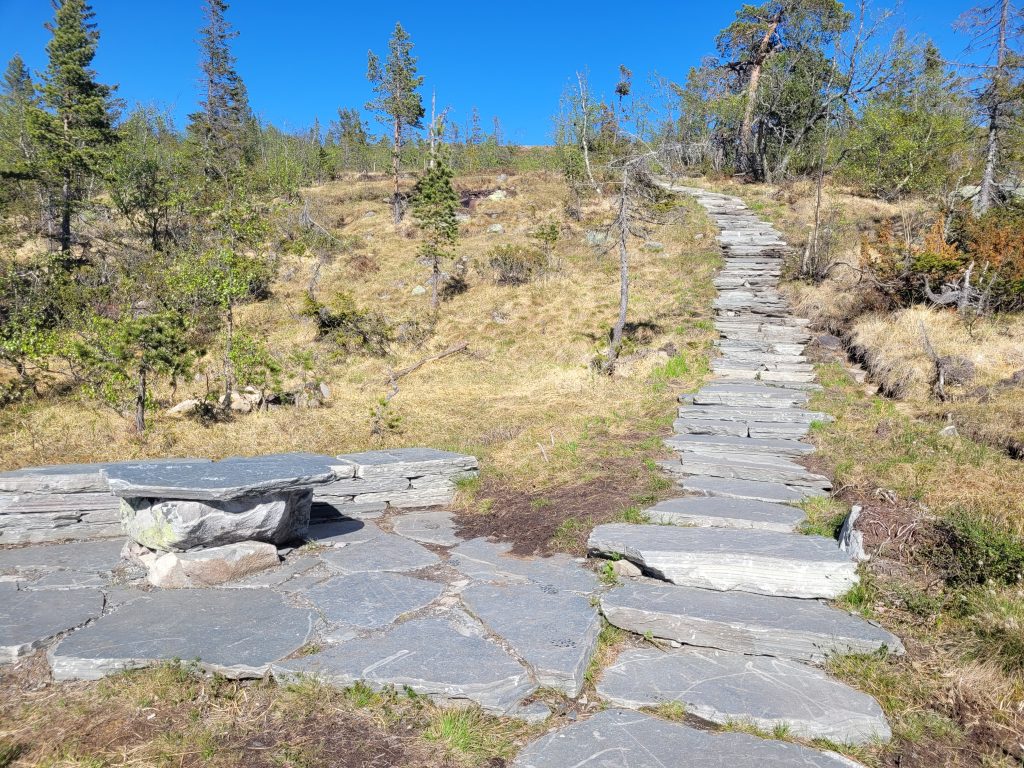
[
  {"x1": 483, "y1": 245, "x2": 547, "y2": 285},
  {"x1": 301, "y1": 293, "x2": 393, "y2": 356},
  {"x1": 934, "y1": 511, "x2": 1024, "y2": 586}
]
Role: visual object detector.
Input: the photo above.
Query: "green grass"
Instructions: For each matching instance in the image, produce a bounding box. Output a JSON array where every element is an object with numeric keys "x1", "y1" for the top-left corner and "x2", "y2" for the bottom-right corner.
[
  {"x1": 423, "y1": 708, "x2": 522, "y2": 763},
  {"x1": 797, "y1": 496, "x2": 848, "y2": 539}
]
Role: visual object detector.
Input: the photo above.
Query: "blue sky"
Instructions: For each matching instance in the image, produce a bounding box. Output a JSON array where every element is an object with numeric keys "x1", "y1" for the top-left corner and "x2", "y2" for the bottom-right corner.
[{"x1": 0, "y1": 0, "x2": 982, "y2": 145}]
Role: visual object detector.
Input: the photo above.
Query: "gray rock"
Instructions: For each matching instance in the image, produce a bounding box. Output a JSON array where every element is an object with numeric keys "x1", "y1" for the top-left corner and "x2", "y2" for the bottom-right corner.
[
  {"x1": 314, "y1": 475, "x2": 410, "y2": 497},
  {"x1": 677, "y1": 455, "x2": 831, "y2": 489},
  {"x1": 666, "y1": 433, "x2": 815, "y2": 457},
  {"x1": 391, "y1": 510, "x2": 461, "y2": 546},
  {"x1": 223, "y1": 553, "x2": 321, "y2": 589},
  {"x1": 104, "y1": 453, "x2": 352, "y2": 501},
  {"x1": 305, "y1": 518, "x2": 384, "y2": 547},
  {"x1": 643, "y1": 241, "x2": 665, "y2": 252},
  {"x1": 341, "y1": 448, "x2": 478, "y2": 480},
  {"x1": 0, "y1": 539, "x2": 124, "y2": 572},
  {"x1": 449, "y1": 538, "x2": 598, "y2": 594},
  {"x1": 146, "y1": 541, "x2": 280, "y2": 588},
  {"x1": 411, "y1": 285, "x2": 427, "y2": 296},
  {"x1": 512, "y1": 708, "x2": 860, "y2": 767},
  {"x1": 461, "y1": 581, "x2": 602, "y2": 697},
  {"x1": 939, "y1": 424, "x2": 958, "y2": 437},
  {"x1": 588, "y1": 523, "x2": 857, "y2": 598},
  {"x1": 675, "y1": 406, "x2": 830, "y2": 425},
  {"x1": 839, "y1": 505, "x2": 869, "y2": 562},
  {"x1": 274, "y1": 617, "x2": 535, "y2": 715},
  {"x1": 645, "y1": 497, "x2": 805, "y2": 532},
  {"x1": 681, "y1": 476, "x2": 825, "y2": 504},
  {"x1": 597, "y1": 647, "x2": 891, "y2": 744},
  {"x1": 488, "y1": 189, "x2": 508, "y2": 201},
  {"x1": 310, "y1": 500, "x2": 387, "y2": 521},
  {"x1": 21, "y1": 569, "x2": 109, "y2": 590},
  {"x1": 1, "y1": 588, "x2": 104, "y2": 660},
  {"x1": 50, "y1": 588, "x2": 316, "y2": 680},
  {"x1": 0, "y1": 459, "x2": 206, "y2": 495},
  {"x1": 320, "y1": 532, "x2": 440, "y2": 574},
  {"x1": 585, "y1": 230, "x2": 609, "y2": 246},
  {"x1": 610, "y1": 559, "x2": 642, "y2": 578},
  {"x1": 306, "y1": 572, "x2": 443, "y2": 628},
  {"x1": 121, "y1": 491, "x2": 311, "y2": 551},
  {"x1": 600, "y1": 580, "x2": 903, "y2": 663},
  {"x1": 487, "y1": 223, "x2": 505, "y2": 234}
]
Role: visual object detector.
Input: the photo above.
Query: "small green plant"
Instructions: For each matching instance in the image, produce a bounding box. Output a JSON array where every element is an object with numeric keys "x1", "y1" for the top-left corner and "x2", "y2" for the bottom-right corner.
[
  {"x1": 797, "y1": 497, "x2": 848, "y2": 539},
  {"x1": 484, "y1": 244, "x2": 547, "y2": 285}
]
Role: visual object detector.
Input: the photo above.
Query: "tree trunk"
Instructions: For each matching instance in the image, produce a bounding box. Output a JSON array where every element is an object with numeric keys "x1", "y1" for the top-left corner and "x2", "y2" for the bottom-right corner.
[
  {"x1": 222, "y1": 303, "x2": 234, "y2": 411},
  {"x1": 135, "y1": 367, "x2": 147, "y2": 433},
  {"x1": 431, "y1": 255, "x2": 440, "y2": 309},
  {"x1": 577, "y1": 72, "x2": 601, "y2": 196},
  {"x1": 59, "y1": 176, "x2": 72, "y2": 253},
  {"x1": 606, "y1": 169, "x2": 630, "y2": 372},
  {"x1": 979, "y1": 0, "x2": 1009, "y2": 214},
  {"x1": 738, "y1": 13, "x2": 782, "y2": 177},
  {"x1": 391, "y1": 117, "x2": 403, "y2": 223}
]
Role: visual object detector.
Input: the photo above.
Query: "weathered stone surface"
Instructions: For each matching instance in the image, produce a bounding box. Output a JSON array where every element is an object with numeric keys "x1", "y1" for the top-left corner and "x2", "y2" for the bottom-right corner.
[
  {"x1": 314, "y1": 475, "x2": 410, "y2": 497},
  {"x1": 146, "y1": 541, "x2": 280, "y2": 588},
  {"x1": 681, "y1": 476, "x2": 825, "y2": 504},
  {"x1": 645, "y1": 497, "x2": 805, "y2": 532},
  {"x1": 0, "y1": 539, "x2": 124, "y2": 572},
  {"x1": 224, "y1": 553, "x2": 321, "y2": 589},
  {"x1": 597, "y1": 648, "x2": 891, "y2": 744},
  {"x1": 391, "y1": 510, "x2": 461, "y2": 546},
  {"x1": 588, "y1": 523, "x2": 857, "y2": 598},
  {"x1": 1, "y1": 588, "x2": 104, "y2": 660},
  {"x1": 677, "y1": 455, "x2": 832, "y2": 489},
  {"x1": 601, "y1": 580, "x2": 903, "y2": 663},
  {"x1": 50, "y1": 588, "x2": 315, "y2": 680},
  {"x1": 449, "y1": 538, "x2": 598, "y2": 594},
  {"x1": 320, "y1": 532, "x2": 440, "y2": 574},
  {"x1": 21, "y1": 569, "x2": 109, "y2": 590},
  {"x1": 0, "y1": 459, "x2": 204, "y2": 495},
  {"x1": 610, "y1": 559, "x2": 642, "y2": 578},
  {"x1": 104, "y1": 453, "x2": 351, "y2": 501},
  {"x1": 693, "y1": 384, "x2": 809, "y2": 408},
  {"x1": 676, "y1": 406, "x2": 830, "y2": 424},
  {"x1": 306, "y1": 572, "x2": 443, "y2": 628},
  {"x1": 666, "y1": 433, "x2": 814, "y2": 457},
  {"x1": 121, "y1": 491, "x2": 311, "y2": 551},
  {"x1": 462, "y1": 581, "x2": 601, "y2": 697},
  {"x1": 512, "y1": 708, "x2": 861, "y2": 768},
  {"x1": 310, "y1": 500, "x2": 387, "y2": 520},
  {"x1": 353, "y1": 487, "x2": 456, "y2": 508},
  {"x1": 305, "y1": 518, "x2": 384, "y2": 547},
  {"x1": 342, "y1": 448, "x2": 478, "y2": 479},
  {"x1": 839, "y1": 505, "x2": 869, "y2": 562},
  {"x1": 274, "y1": 617, "x2": 534, "y2": 715}
]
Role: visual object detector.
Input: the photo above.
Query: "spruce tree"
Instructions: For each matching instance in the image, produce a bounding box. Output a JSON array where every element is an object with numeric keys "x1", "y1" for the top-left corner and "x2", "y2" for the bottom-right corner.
[
  {"x1": 0, "y1": 54, "x2": 38, "y2": 181},
  {"x1": 29, "y1": 0, "x2": 117, "y2": 253},
  {"x1": 412, "y1": 143, "x2": 459, "y2": 309},
  {"x1": 366, "y1": 22, "x2": 424, "y2": 223},
  {"x1": 187, "y1": 0, "x2": 255, "y2": 181}
]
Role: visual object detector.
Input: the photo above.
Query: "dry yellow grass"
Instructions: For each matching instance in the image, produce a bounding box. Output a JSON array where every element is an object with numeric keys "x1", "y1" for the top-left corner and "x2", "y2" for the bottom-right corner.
[{"x1": 0, "y1": 172, "x2": 721, "y2": 489}]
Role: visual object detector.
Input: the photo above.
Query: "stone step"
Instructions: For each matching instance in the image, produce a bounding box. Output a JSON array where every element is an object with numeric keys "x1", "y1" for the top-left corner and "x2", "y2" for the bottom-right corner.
[
  {"x1": 711, "y1": 368, "x2": 819, "y2": 384},
  {"x1": 512, "y1": 708, "x2": 866, "y2": 768},
  {"x1": 677, "y1": 456, "x2": 832, "y2": 490},
  {"x1": 588, "y1": 523, "x2": 856, "y2": 598},
  {"x1": 597, "y1": 648, "x2": 891, "y2": 744},
  {"x1": 675, "y1": 417, "x2": 814, "y2": 439},
  {"x1": 681, "y1": 476, "x2": 827, "y2": 504},
  {"x1": 600, "y1": 579, "x2": 904, "y2": 663},
  {"x1": 645, "y1": 497, "x2": 806, "y2": 532},
  {"x1": 716, "y1": 340, "x2": 807, "y2": 356},
  {"x1": 676, "y1": 406, "x2": 829, "y2": 424},
  {"x1": 691, "y1": 388, "x2": 809, "y2": 408},
  {"x1": 665, "y1": 433, "x2": 815, "y2": 457}
]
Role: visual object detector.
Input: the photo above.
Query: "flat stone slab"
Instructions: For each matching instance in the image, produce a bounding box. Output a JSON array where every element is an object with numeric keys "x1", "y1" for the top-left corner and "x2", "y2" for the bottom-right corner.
[
  {"x1": 342, "y1": 448, "x2": 478, "y2": 479},
  {"x1": 274, "y1": 617, "x2": 534, "y2": 715},
  {"x1": 449, "y1": 538, "x2": 598, "y2": 594},
  {"x1": 589, "y1": 524, "x2": 857, "y2": 598},
  {"x1": 678, "y1": 455, "x2": 831, "y2": 489},
  {"x1": 306, "y1": 572, "x2": 443, "y2": 629},
  {"x1": 320, "y1": 532, "x2": 440, "y2": 574},
  {"x1": 50, "y1": 588, "x2": 316, "y2": 680},
  {"x1": 645, "y1": 497, "x2": 805, "y2": 532},
  {"x1": 0, "y1": 459, "x2": 206, "y2": 494},
  {"x1": 677, "y1": 406, "x2": 829, "y2": 424},
  {"x1": 512, "y1": 708, "x2": 861, "y2": 767},
  {"x1": 0, "y1": 539, "x2": 124, "y2": 572},
  {"x1": 601, "y1": 580, "x2": 904, "y2": 663},
  {"x1": 598, "y1": 648, "x2": 891, "y2": 744},
  {"x1": 681, "y1": 476, "x2": 825, "y2": 504},
  {"x1": 667, "y1": 433, "x2": 814, "y2": 457},
  {"x1": 391, "y1": 510, "x2": 461, "y2": 546},
  {"x1": 1, "y1": 588, "x2": 104, "y2": 660},
  {"x1": 462, "y1": 581, "x2": 601, "y2": 697},
  {"x1": 104, "y1": 453, "x2": 351, "y2": 501},
  {"x1": 305, "y1": 518, "x2": 384, "y2": 547}
]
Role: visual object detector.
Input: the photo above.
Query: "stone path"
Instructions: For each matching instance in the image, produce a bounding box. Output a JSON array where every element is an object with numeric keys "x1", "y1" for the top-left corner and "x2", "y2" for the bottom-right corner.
[
  {"x1": 0, "y1": 187, "x2": 906, "y2": 764},
  {"x1": 510, "y1": 185, "x2": 902, "y2": 764}
]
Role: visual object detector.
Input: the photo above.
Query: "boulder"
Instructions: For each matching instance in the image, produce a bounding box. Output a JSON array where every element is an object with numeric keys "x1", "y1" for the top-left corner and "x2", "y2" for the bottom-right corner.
[
  {"x1": 121, "y1": 491, "x2": 312, "y2": 552},
  {"x1": 487, "y1": 223, "x2": 505, "y2": 234},
  {"x1": 146, "y1": 541, "x2": 280, "y2": 588},
  {"x1": 167, "y1": 399, "x2": 202, "y2": 418}
]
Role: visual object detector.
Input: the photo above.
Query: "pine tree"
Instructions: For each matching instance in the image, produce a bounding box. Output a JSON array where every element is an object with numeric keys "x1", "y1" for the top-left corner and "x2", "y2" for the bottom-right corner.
[
  {"x1": 29, "y1": 0, "x2": 117, "y2": 254},
  {"x1": 412, "y1": 144, "x2": 459, "y2": 309},
  {"x1": 187, "y1": 0, "x2": 255, "y2": 181},
  {"x1": 0, "y1": 54, "x2": 38, "y2": 180},
  {"x1": 366, "y1": 22, "x2": 424, "y2": 223}
]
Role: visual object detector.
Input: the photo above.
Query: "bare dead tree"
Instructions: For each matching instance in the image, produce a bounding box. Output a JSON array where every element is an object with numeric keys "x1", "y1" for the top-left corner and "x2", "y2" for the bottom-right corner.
[
  {"x1": 370, "y1": 341, "x2": 469, "y2": 437},
  {"x1": 575, "y1": 71, "x2": 602, "y2": 196}
]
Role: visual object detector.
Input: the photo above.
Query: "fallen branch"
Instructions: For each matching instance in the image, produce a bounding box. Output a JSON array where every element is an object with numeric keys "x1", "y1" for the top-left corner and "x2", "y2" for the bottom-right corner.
[{"x1": 370, "y1": 341, "x2": 471, "y2": 437}]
